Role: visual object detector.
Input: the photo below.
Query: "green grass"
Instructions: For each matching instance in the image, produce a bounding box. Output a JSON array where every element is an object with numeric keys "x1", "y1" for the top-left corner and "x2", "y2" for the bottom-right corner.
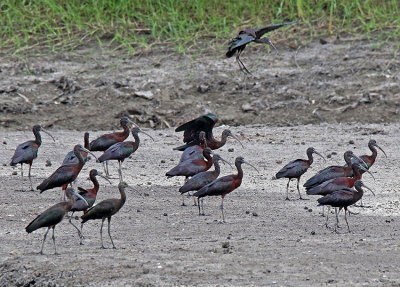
[{"x1": 1, "y1": 0, "x2": 399, "y2": 54}]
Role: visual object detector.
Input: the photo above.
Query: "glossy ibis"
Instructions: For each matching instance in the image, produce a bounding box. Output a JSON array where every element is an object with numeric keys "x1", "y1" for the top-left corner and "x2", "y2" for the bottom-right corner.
[
  {"x1": 10, "y1": 125, "x2": 55, "y2": 190},
  {"x1": 276, "y1": 147, "x2": 325, "y2": 200},
  {"x1": 306, "y1": 163, "x2": 374, "y2": 196},
  {"x1": 349, "y1": 139, "x2": 387, "y2": 173},
  {"x1": 62, "y1": 132, "x2": 90, "y2": 165},
  {"x1": 67, "y1": 169, "x2": 111, "y2": 243},
  {"x1": 89, "y1": 116, "x2": 137, "y2": 176},
  {"x1": 317, "y1": 180, "x2": 375, "y2": 232},
  {"x1": 37, "y1": 145, "x2": 98, "y2": 195},
  {"x1": 178, "y1": 131, "x2": 207, "y2": 163},
  {"x1": 166, "y1": 148, "x2": 213, "y2": 180},
  {"x1": 226, "y1": 19, "x2": 299, "y2": 74},
  {"x1": 25, "y1": 188, "x2": 87, "y2": 254},
  {"x1": 174, "y1": 113, "x2": 244, "y2": 151},
  {"x1": 81, "y1": 181, "x2": 129, "y2": 249},
  {"x1": 179, "y1": 154, "x2": 232, "y2": 206},
  {"x1": 98, "y1": 127, "x2": 154, "y2": 182},
  {"x1": 194, "y1": 156, "x2": 258, "y2": 222},
  {"x1": 303, "y1": 151, "x2": 366, "y2": 189}
]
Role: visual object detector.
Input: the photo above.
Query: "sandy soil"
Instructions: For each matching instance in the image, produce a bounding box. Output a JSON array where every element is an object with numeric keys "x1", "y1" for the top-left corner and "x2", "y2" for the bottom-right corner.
[
  {"x1": 1, "y1": 123, "x2": 399, "y2": 286},
  {"x1": 1, "y1": 37, "x2": 400, "y2": 131}
]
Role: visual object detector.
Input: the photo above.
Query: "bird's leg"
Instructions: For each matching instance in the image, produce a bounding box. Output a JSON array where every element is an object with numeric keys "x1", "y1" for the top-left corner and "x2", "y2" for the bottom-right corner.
[
  {"x1": 334, "y1": 208, "x2": 340, "y2": 232},
  {"x1": 100, "y1": 218, "x2": 106, "y2": 249},
  {"x1": 297, "y1": 178, "x2": 307, "y2": 200},
  {"x1": 192, "y1": 193, "x2": 197, "y2": 206},
  {"x1": 285, "y1": 179, "x2": 290, "y2": 200},
  {"x1": 108, "y1": 217, "x2": 116, "y2": 249},
  {"x1": 118, "y1": 161, "x2": 123, "y2": 183},
  {"x1": 28, "y1": 163, "x2": 33, "y2": 191},
  {"x1": 201, "y1": 198, "x2": 205, "y2": 216},
  {"x1": 220, "y1": 197, "x2": 225, "y2": 223},
  {"x1": 52, "y1": 226, "x2": 58, "y2": 255},
  {"x1": 344, "y1": 208, "x2": 351, "y2": 232},
  {"x1": 20, "y1": 163, "x2": 24, "y2": 177},
  {"x1": 321, "y1": 206, "x2": 325, "y2": 217},
  {"x1": 106, "y1": 161, "x2": 110, "y2": 177},
  {"x1": 236, "y1": 51, "x2": 252, "y2": 75},
  {"x1": 347, "y1": 208, "x2": 359, "y2": 216},
  {"x1": 79, "y1": 223, "x2": 84, "y2": 245},
  {"x1": 197, "y1": 198, "x2": 201, "y2": 215},
  {"x1": 68, "y1": 212, "x2": 82, "y2": 239},
  {"x1": 40, "y1": 227, "x2": 50, "y2": 255},
  {"x1": 324, "y1": 207, "x2": 330, "y2": 228},
  {"x1": 181, "y1": 194, "x2": 186, "y2": 206}
]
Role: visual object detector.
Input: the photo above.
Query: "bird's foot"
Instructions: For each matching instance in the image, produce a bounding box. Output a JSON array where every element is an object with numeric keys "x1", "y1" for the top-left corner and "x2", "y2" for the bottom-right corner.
[
  {"x1": 193, "y1": 203, "x2": 197, "y2": 206},
  {"x1": 100, "y1": 245, "x2": 108, "y2": 249},
  {"x1": 285, "y1": 197, "x2": 290, "y2": 201},
  {"x1": 54, "y1": 252, "x2": 60, "y2": 255},
  {"x1": 181, "y1": 203, "x2": 187, "y2": 207},
  {"x1": 347, "y1": 210, "x2": 359, "y2": 216},
  {"x1": 299, "y1": 197, "x2": 309, "y2": 200},
  {"x1": 112, "y1": 246, "x2": 117, "y2": 249}
]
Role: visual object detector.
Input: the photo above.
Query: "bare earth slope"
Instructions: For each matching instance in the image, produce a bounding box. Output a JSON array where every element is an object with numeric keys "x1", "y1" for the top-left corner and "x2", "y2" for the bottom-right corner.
[
  {"x1": 1, "y1": 124, "x2": 399, "y2": 286},
  {"x1": 1, "y1": 37, "x2": 399, "y2": 131}
]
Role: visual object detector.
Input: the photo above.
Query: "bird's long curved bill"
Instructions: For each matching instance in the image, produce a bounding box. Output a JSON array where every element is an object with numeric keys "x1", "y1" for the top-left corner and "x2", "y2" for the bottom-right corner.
[
  {"x1": 139, "y1": 129, "x2": 155, "y2": 141},
  {"x1": 80, "y1": 147, "x2": 98, "y2": 161},
  {"x1": 218, "y1": 156, "x2": 233, "y2": 169},
  {"x1": 229, "y1": 132, "x2": 244, "y2": 149},
  {"x1": 98, "y1": 173, "x2": 112, "y2": 184},
  {"x1": 72, "y1": 188, "x2": 89, "y2": 207},
  {"x1": 244, "y1": 160, "x2": 259, "y2": 173},
  {"x1": 41, "y1": 128, "x2": 55, "y2": 142},
  {"x1": 375, "y1": 144, "x2": 387, "y2": 158},
  {"x1": 361, "y1": 183, "x2": 375, "y2": 196},
  {"x1": 353, "y1": 155, "x2": 368, "y2": 169},
  {"x1": 359, "y1": 165, "x2": 375, "y2": 180},
  {"x1": 314, "y1": 150, "x2": 326, "y2": 162}
]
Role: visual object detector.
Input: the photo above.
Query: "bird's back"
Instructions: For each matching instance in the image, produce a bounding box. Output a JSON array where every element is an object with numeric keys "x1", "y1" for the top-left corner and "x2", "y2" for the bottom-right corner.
[
  {"x1": 276, "y1": 159, "x2": 308, "y2": 179},
  {"x1": 81, "y1": 199, "x2": 122, "y2": 223},
  {"x1": 317, "y1": 189, "x2": 354, "y2": 207},
  {"x1": 194, "y1": 175, "x2": 237, "y2": 198},
  {"x1": 37, "y1": 165, "x2": 78, "y2": 192},
  {"x1": 10, "y1": 140, "x2": 38, "y2": 165},
  {"x1": 26, "y1": 202, "x2": 70, "y2": 233}
]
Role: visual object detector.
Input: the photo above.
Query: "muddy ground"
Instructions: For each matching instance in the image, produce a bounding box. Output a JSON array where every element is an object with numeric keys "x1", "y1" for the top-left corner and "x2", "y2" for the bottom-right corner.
[
  {"x1": 1, "y1": 37, "x2": 400, "y2": 286},
  {"x1": 1, "y1": 123, "x2": 400, "y2": 286},
  {"x1": 0, "y1": 36, "x2": 399, "y2": 131}
]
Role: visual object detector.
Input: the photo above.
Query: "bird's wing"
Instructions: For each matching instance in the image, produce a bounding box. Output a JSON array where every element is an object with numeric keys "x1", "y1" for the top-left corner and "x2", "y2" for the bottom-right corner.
[
  {"x1": 81, "y1": 199, "x2": 117, "y2": 221},
  {"x1": 37, "y1": 165, "x2": 76, "y2": 192},
  {"x1": 62, "y1": 151, "x2": 77, "y2": 165},
  {"x1": 89, "y1": 134, "x2": 118, "y2": 151},
  {"x1": 276, "y1": 159, "x2": 308, "y2": 178},
  {"x1": 25, "y1": 203, "x2": 67, "y2": 232},
  {"x1": 194, "y1": 176, "x2": 233, "y2": 197},
  {"x1": 254, "y1": 19, "x2": 299, "y2": 38},
  {"x1": 98, "y1": 142, "x2": 130, "y2": 162},
  {"x1": 317, "y1": 189, "x2": 354, "y2": 206},
  {"x1": 226, "y1": 34, "x2": 255, "y2": 57},
  {"x1": 10, "y1": 141, "x2": 37, "y2": 165},
  {"x1": 175, "y1": 113, "x2": 218, "y2": 144}
]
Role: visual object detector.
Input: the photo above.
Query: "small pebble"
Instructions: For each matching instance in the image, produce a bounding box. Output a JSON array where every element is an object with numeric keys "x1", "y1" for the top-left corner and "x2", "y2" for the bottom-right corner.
[
  {"x1": 245, "y1": 211, "x2": 250, "y2": 214},
  {"x1": 222, "y1": 242, "x2": 230, "y2": 248},
  {"x1": 349, "y1": 140, "x2": 355, "y2": 144},
  {"x1": 45, "y1": 160, "x2": 52, "y2": 167},
  {"x1": 311, "y1": 231, "x2": 315, "y2": 235},
  {"x1": 252, "y1": 212, "x2": 258, "y2": 217},
  {"x1": 12, "y1": 171, "x2": 17, "y2": 175},
  {"x1": 163, "y1": 213, "x2": 168, "y2": 216},
  {"x1": 228, "y1": 148, "x2": 234, "y2": 152},
  {"x1": 308, "y1": 209, "x2": 313, "y2": 212},
  {"x1": 3, "y1": 141, "x2": 7, "y2": 145},
  {"x1": 161, "y1": 160, "x2": 166, "y2": 163}
]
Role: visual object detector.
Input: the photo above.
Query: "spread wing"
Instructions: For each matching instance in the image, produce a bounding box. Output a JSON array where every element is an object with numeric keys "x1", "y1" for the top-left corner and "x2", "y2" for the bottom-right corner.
[
  {"x1": 255, "y1": 19, "x2": 299, "y2": 38},
  {"x1": 226, "y1": 34, "x2": 255, "y2": 58}
]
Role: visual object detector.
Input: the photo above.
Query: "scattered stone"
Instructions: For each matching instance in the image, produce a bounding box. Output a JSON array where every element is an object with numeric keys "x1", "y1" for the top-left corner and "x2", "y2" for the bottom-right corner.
[
  {"x1": 311, "y1": 231, "x2": 315, "y2": 235},
  {"x1": 161, "y1": 160, "x2": 166, "y2": 163},
  {"x1": 222, "y1": 242, "x2": 230, "y2": 249},
  {"x1": 163, "y1": 213, "x2": 168, "y2": 216},
  {"x1": 252, "y1": 212, "x2": 258, "y2": 217},
  {"x1": 349, "y1": 140, "x2": 355, "y2": 144},
  {"x1": 12, "y1": 171, "x2": 17, "y2": 175},
  {"x1": 3, "y1": 141, "x2": 6, "y2": 144},
  {"x1": 45, "y1": 160, "x2": 52, "y2": 167},
  {"x1": 134, "y1": 91, "x2": 154, "y2": 100},
  {"x1": 228, "y1": 148, "x2": 234, "y2": 152},
  {"x1": 308, "y1": 209, "x2": 313, "y2": 212},
  {"x1": 245, "y1": 211, "x2": 250, "y2": 214},
  {"x1": 276, "y1": 160, "x2": 282, "y2": 164},
  {"x1": 198, "y1": 84, "x2": 210, "y2": 93}
]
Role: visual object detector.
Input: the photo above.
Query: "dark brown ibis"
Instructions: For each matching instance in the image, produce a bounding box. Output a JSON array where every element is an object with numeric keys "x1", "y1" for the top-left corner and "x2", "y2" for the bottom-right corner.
[
  {"x1": 303, "y1": 151, "x2": 366, "y2": 189},
  {"x1": 306, "y1": 163, "x2": 374, "y2": 196},
  {"x1": 10, "y1": 125, "x2": 55, "y2": 190},
  {"x1": 174, "y1": 113, "x2": 243, "y2": 151},
  {"x1": 81, "y1": 181, "x2": 129, "y2": 249},
  {"x1": 178, "y1": 131, "x2": 207, "y2": 163},
  {"x1": 37, "y1": 145, "x2": 98, "y2": 195},
  {"x1": 178, "y1": 154, "x2": 232, "y2": 206},
  {"x1": 226, "y1": 19, "x2": 299, "y2": 74},
  {"x1": 349, "y1": 139, "x2": 387, "y2": 174},
  {"x1": 276, "y1": 147, "x2": 325, "y2": 200},
  {"x1": 97, "y1": 127, "x2": 154, "y2": 182},
  {"x1": 89, "y1": 116, "x2": 137, "y2": 176},
  {"x1": 317, "y1": 180, "x2": 375, "y2": 232},
  {"x1": 62, "y1": 132, "x2": 90, "y2": 165},
  {"x1": 166, "y1": 148, "x2": 213, "y2": 180},
  {"x1": 67, "y1": 169, "x2": 111, "y2": 244},
  {"x1": 194, "y1": 156, "x2": 258, "y2": 222},
  {"x1": 25, "y1": 188, "x2": 87, "y2": 254}
]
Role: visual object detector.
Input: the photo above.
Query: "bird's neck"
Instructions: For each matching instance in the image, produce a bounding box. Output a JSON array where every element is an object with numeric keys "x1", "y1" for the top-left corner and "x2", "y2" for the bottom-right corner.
[
  {"x1": 354, "y1": 187, "x2": 364, "y2": 202},
  {"x1": 344, "y1": 154, "x2": 352, "y2": 165},
  {"x1": 307, "y1": 152, "x2": 314, "y2": 165},
  {"x1": 369, "y1": 144, "x2": 378, "y2": 158},
  {"x1": 34, "y1": 129, "x2": 42, "y2": 146},
  {"x1": 119, "y1": 187, "x2": 127, "y2": 206},
  {"x1": 90, "y1": 175, "x2": 99, "y2": 193},
  {"x1": 84, "y1": 133, "x2": 90, "y2": 150},
  {"x1": 236, "y1": 162, "x2": 243, "y2": 179},
  {"x1": 132, "y1": 133, "x2": 140, "y2": 149},
  {"x1": 352, "y1": 167, "x2": 362, "y2": 180},
  {"x1": 208, "y1": 134, "x2": 225, "y2": 150},
  {"x1": 213, "y1": 160, "x2": 221, "y2": 175},
  {"x1": 74, "y1": 148, "x2": 85, "y2": 164}
]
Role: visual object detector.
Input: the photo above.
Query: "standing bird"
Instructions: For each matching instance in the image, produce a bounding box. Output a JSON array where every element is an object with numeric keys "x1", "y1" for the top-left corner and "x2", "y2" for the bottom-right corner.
[
  {"x1": 25, "y1": 188, "x2": 87, "y2": 254},
  {"x1": 166, "y1": 148, "x2": 214, "y2": 181},
  {"x1": 226, "y1": 19, "x2": 299, "y2": 74},
  {"x1": 89, "y1": 116, "x2": 137, "y2": 176},
  {"x1": 303, "y1": 151, "x2": 366, "y2": 189},
  {"x1": 178, "y1": 131, "x2": 208, "y2": 163},
  {"x1": 81, "y1": 181, "x2": 129, "y2": 249},
  {"x1": 174, "y1": 113, "x2": 243, "y2": 151},
  {"x1": 67, "y1": 169, "x2": 111, "y2": 243},
  {"x1": 349, "y1": 139, "x2": 387, "y2": 173},
  {"x1": 194, "y1": 156, "x2": 258, "y2": 222},
  {"x1": 97, "y1": 127, "x2": 154, "y2": 182},
  {"x1": 62, "y1": 132, "x2": 90, "y2": 165},
  {"x1": 179, "y1": 154, "x2": 232, "y2": 206},
  {"x1": 276, "y1": 147, "x2": 325, "y2": 200},
  {"x1": 37, "y1": 145, "x2": 97, "y2": 195},
  {"x1": 306, "y1": 163, "x2": 374, "y2": 196},
  {"x1": 10, "y1": 125, "x2": 55, "y2": 190},
  {"x1": 317, "y1": 180, "x2": 375, "y2": 232}
]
